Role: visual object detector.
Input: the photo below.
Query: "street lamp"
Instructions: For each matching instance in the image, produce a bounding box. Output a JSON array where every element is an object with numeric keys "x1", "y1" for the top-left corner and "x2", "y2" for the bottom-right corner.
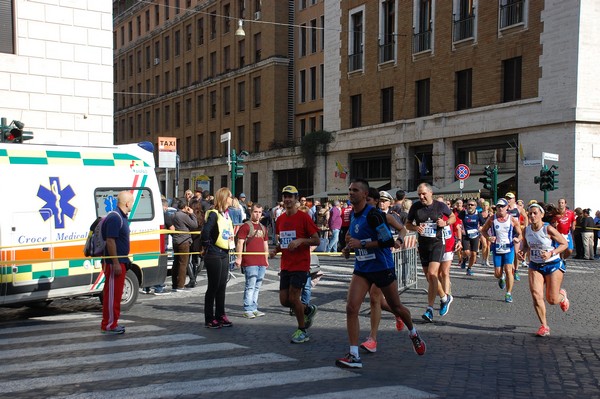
[{"x1": 235, "y1": 19, "x2": 245, "y2": 37}]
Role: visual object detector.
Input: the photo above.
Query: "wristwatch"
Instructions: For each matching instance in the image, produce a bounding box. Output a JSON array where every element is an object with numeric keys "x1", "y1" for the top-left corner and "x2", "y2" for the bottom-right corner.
[{"x1": 360, "y1": 240, "x2": 367, "y2": 248}]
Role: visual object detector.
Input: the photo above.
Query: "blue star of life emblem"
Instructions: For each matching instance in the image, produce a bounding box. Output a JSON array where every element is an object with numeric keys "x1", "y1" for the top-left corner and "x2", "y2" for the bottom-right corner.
[{"x1": 37, "y1": 177, "x2": 76, "y2": 229}]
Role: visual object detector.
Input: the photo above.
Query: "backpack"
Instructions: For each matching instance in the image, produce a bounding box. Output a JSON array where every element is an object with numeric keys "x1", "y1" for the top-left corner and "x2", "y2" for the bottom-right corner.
[
  {"x1": 83, "y1": 211, "x2": 122, "y2": 257},
  {"x1": 237, "y1": 220, "x2": 267, "y2": 253}
]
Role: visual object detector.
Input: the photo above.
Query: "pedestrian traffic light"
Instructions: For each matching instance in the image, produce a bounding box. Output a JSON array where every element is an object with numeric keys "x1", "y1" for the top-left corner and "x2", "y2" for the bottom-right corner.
[
  {"x1": 479, "y1": 166, "x2": 494, "y2": 190},
  {"x1": 0, "y1": 118, "x2": 33, "y2": 143},
  {"x1": 549, "y1": 165, "x2": 559, "y2": 190},
  {"x1": 230, "y1": 149, "x2": 249, "y2": 195}
]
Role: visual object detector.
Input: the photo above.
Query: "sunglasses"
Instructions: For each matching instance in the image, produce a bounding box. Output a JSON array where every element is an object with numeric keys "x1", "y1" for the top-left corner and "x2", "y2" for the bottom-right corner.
[{"x1": 468, "y1": 204, "x2": 476, "y2": 207}]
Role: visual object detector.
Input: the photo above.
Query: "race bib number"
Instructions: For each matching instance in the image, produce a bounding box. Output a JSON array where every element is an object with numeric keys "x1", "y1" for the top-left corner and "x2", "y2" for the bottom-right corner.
[
  {"x1": 467, "y1": 228, "x2": 479, "y2": 239},
  {"x1": 422, "y1": 222, "x2": 437, "y2": 238},
  {"x1": 280, "y1": 230, "x2": 296, "y2": 249},
  {"x1": 495, "y1": 243, "x2": 510, "y2": 254},
  {"x1": 442, "y1": 226, "x2": 452, "y2": 239},
  {"x1": 355, "y1": 238, "x2": 375, "y2": 261}
]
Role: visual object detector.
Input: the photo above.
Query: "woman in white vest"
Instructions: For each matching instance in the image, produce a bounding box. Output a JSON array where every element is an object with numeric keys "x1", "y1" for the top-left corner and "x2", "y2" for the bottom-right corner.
[{"x1": 519, "y1": 203, "x2": 570, "y2": 337}]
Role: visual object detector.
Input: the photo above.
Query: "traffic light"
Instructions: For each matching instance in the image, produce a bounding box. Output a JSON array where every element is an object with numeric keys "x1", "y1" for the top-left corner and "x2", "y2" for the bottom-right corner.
[
  {"x1": 479, "y1": 166, "x2": 494, "y2": 190},
  {"x1": 0, "y1": 118, "x2": 33, "y2": 143},
  {"x1": 549, "y1": 165, "x2": 559, "y2": 190},
  {"x1": 230, "y1": 149, "x2": 249, "y2": 195}
]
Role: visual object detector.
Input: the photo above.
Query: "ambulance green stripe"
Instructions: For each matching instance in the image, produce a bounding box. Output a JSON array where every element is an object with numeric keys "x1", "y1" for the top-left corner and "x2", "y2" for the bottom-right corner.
[
  {"x1": 114, "y1": 152, "x2": 141, "y2": 160},
  {"x1": 10, "y1": 157, "x2": 48, "y2": 165},
  {"x1": 46, "y1": 151, "x2": 81, "y2": 159},
  {"x1": 0, "y1": 149, "x2": 7, "y2": 156},
  {"x1": 82, "y1": 159, "x2": 115, "y2": 166},
  {"x1": 132, "y1": 252, "x2": 160, "y2": 261}
]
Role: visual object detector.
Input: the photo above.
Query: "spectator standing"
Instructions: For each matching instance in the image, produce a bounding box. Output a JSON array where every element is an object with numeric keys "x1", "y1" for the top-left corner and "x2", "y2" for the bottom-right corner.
[
  {"x1": 100, "y1": 191, "x2": 133, "y2": 334},
  {"x1": 339, "y1": 201, "x2": 353, "y2": 250},
  {"x1": 581, "y1": 208, "x2": 595, "y2": 260},
  {"x1": 202, "y1": 188, "x2": 235, "y2": 328},
  {"x1": 573, "y1": 208, "x2": 584, "y2": 259},
  {"x1": 171, "y1": 199, "x2": 198, "y2": 292},
  {"x1": 594, "y1": 210, "x2": 600, "y2": 259},
  {"x1": 235, "y1": 204, "x2": 269, "y2": 318},
  {"x1": 552, "y1": 198, "x2": 576, "y2": 259},
  {"x1": 238, "y1": 193, "x2": 248, "y2": 221},
  {"x1": 327, "y1": 200, "x2": 342, "y2": 252},
  {"x1": 186, "y1": 198, "x2": 204, "y2": 288},
  {"x1": 269, "y1": 185, "x2": 320, "y2": 344},
  {"x1": 201, "y1": 190, "x2": 212, "y2": 212},
  {"x1": 228, "y1": 197, "x2": 244, "y2": 228}
]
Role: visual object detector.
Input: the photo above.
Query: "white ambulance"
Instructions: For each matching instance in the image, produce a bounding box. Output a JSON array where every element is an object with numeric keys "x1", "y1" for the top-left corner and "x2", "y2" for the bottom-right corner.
[{"x1": 0, "y1": 141, "x2": 168, "y2": 310}]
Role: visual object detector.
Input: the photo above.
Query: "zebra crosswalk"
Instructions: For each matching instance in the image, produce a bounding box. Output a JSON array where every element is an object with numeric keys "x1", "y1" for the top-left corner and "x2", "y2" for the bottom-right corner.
[{"x1": 0, "y1": 314, "x2": 436, "y2": 398}]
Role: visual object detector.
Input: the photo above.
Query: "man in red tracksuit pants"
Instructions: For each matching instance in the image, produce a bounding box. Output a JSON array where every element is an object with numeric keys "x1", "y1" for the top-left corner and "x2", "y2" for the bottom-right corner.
[{"x1": 101, "y1": 190, "x2": 133, "y2": 334}]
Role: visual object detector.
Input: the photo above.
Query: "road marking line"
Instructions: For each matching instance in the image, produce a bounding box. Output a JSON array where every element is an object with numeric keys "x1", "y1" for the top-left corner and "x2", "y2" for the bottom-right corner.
[
  {"x1": 1, "y1": 353, "x2": 295, "y2": 394},
  {"x1": 56, "y1": 366, "x2": 355, "y2": 399}
]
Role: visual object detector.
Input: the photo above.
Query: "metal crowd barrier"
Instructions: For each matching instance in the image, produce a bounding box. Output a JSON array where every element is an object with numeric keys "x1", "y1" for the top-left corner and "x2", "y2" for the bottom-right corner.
[{"x1": 393, "y1": 233, "x2": 426, "y2": 294}]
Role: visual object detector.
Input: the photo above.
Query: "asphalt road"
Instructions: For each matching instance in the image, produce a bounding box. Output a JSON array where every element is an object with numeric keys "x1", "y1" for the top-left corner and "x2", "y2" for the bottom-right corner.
[{"x1": 1, "y1": 255, "x2": 599, "y2": 398}]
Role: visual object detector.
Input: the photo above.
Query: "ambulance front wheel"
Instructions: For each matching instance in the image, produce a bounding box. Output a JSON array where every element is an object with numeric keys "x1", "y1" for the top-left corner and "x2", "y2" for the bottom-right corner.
[{"x1": 98, "y1": 269, "x2": 139, "y2": 311}]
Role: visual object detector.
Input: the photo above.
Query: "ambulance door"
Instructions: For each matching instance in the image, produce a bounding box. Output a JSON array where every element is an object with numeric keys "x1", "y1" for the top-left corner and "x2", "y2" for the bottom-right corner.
[{"x1": 9, "y1": 209, "x2": 55, "y2": 289}]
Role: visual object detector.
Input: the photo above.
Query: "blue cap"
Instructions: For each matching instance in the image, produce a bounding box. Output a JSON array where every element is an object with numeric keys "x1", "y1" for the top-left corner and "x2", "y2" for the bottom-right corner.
[{"x1": 239, "y1": 193, "x2": 246, "y2": 198}]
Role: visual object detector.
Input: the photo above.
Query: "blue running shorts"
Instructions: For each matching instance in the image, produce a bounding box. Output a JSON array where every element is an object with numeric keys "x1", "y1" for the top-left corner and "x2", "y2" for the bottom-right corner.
[
  {"x1": 529, "y1": 258, "x2": 566, "y2": 276},
  {"x1": 493, "y1": 250, "x2": 515, "y2": 268}
]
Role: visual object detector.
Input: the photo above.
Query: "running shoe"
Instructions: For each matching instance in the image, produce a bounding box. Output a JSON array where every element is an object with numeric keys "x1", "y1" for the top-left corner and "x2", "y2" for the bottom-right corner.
[
  {"x1": 460, "y1": 259, "x2": 467, "y2": 269},
  {"x1": 536, "y1": 325, "x2": 550, "y2": 337},
  {"x1": 205, "y1": 319, "x2": 221, "y2": 329},
  {"x1": 101, "y1": 325, "x2": 125, "y2": 335},
  {"x1": 253, "y1": 310, "x2": 266, "y2": 317},
  {"x1": 422, "y1": 308, "x2": 434, "y2": 323},
  {"x1": 290, "y1": 329, "x2": 310, "y2": 344},
  {"x1": 439, "y1": 294, "x2": 453, "y2": 316},
  {"x1": 360, "y1": 337, "x2": 377, "y2": 353},
  {"x1": 466, "y1": 268, "x2": 474, "y2": 276},
  {"x1": 336, "y1": 353, "x2": 362, "y2": 368},
  {"x1": 219, "y1": 315, "x2": 233, "y2": 327},
  {"x1": 498, "y1": 273, "x2": 506, "y2": 290},
  {"x1": 304, "y1": 304, "x2": 318, "y2": 329},
  {"x1": 395, "y1": 316, "x2": 405, "y2": 331},
  {"x1": 514, "y1": 270, "x2": 521, "y2": 281},
  {"x1": 485, "y1": 260, "x2": 490, "y2": 267},
  {"x1": 243, "y1": 311, "x2": 256, "y2": 319},
  {"x1": 410, "y1": 331, "x2": 426, "y2": 356},
  {"x1": 559, "y1": 289, "x2": 570, "y2": 312},
  {"x1": 505, "y1": 293, "x2": 513, "y2": 303}
]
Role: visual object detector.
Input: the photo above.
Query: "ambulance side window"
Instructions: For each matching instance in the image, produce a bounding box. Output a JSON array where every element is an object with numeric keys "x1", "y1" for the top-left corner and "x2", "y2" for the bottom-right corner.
[{"x1": 94, "y1": 187, "x2": 154, "y2": 221}]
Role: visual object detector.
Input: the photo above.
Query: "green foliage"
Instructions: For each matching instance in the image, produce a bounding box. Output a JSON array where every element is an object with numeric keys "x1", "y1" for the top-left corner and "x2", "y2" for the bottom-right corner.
[{"x1": 300, "y1": 130, "x2": 333, "y2": 167}]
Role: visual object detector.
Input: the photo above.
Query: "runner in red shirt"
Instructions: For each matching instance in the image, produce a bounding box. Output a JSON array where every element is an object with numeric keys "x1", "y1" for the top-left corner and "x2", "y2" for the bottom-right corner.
[
  {"x1": 270, "y1": 185, "x2": 320, "y2": 344},
  {"x1": 552, "y1": 198, "x2": 576, "y2": 259}
]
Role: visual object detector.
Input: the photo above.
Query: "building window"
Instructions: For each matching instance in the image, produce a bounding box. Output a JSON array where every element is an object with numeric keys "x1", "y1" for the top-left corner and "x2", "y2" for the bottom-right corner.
[
  {"x1": 185, "y1": 98, "x2": 192, "y2": 125},
  {"x1": 197, "y1": 133, "x2": 204, "y2": 159},
  {"x1": 223, "y1": 86, "x2": 231, "y2": 115},
  {"x1": 239, "y1": 0, "x2": 246, "y2": 18},
  {"x1": 320, "y1": 64, "x2": 324, "y2": 98},
  {"x1": 145, "y1": 9, "x2": 150, "y2": 32},
  {"x1": 352, "y1": 155, "x2": 392, "y2": 182},
  {"x1": 453, "y1": 0, "x2": 475, "y2": 41},
  {"x1": 145, "y1": 46, "x2": 151, "y2": 68},
  {"x1": 174, "y1": 30, "x2": 181, "y2": 57},
  {"x1": 415, "y1": 78, "x2": 430, "y2": 117},
  {"x1": 351, "y1": 94, "x2": 362, "y2": 128},
  {"x1": 348, "y1": 10, "x2": 364, "y2": 71},
  {"x1": 381, "y1": 87, "x2": 394, "y2": 123},
  {"x1": 309, "y1": 66, "x2": 316, "y2": 101},
  {"x1": 145, "y1": 111, "x2": 151, "y2": 134},
  {"x1": 164, "y1": 35, "x2": 170, "y2": 60},
  {"x1": 502, "y1": 56, "x2": 522, "y2": 102},
  {"x1": 300, "y1": 119, "x2": 306, "y2": 138},
  {"x1": 165, "y1": 0, "x2": 170, "y2": 20},
  {"x1": 210, "y1": 52, "x2": 216, "y2": 77},
  {"x1": 456, "y1": 68, "x2": 472, "y2": 110},
  {"x1": 154, "y1": 108, "x2": 160, "y2": 133},
  {"x1": 224, "y1": 3, "x2": 231, "y2": 33},
  {"x1": 210, "y1": 131, "x2": 217, "y2": 158},
  {"x1": 379, "y1": 0, "x2": 395, "y2": 63},
  {"x1": 253, "y1": 76, "x2": 261, "y2": 107},
  {"x1": 197, "y1": 18, "x2": 204, "y2": 45},
  {"x1": 238, "y1": 81, "x2": 245, "y2": 111},
  {"x1": 321, "y1": 15, "x2": 325, "y2": 50},
  {"x1": 175, "y1": 67, "x2": 180, "y2": 90},
  {"x1": 185, "y1": 24, "x2": 192, "y2": 51},
  {"x1": 154, "y1": 40, "x2": 160, "y2": 60},
  {"x1": 154, "y1": 74, "x2": 160, "y2": 94},
  {"x1": 310, "y1": 19, "x2": 317, "y2": 53},
  {"x1": 253, "y1": 122, "x2": 261, "y2": 153},
  {"x1": 300, "y1": 24, "x2": 307, "y2": 57},
  {"x1": 185, "y1": 62, "x2": 191, "y2": 86},
  {"x1": 185, "y1": 136, "x2": 191, "y2": 161},
  {"x1": 175, "y1": 0, "x2": 180, "y2": 14},
  {"x1": 500, "y1": 0, "x2": 524, "y2": 29},
  {"x1": 299, "y1": 70, "x2": 306, "y2": 103},
  {"x1": 254, "y1": 33, "x2": 261, "y2": 62},
  {"x1": 197, "y1": 94, "x2": 204, "y2": 121},
  {"x1": 223, "y1": 45, "x2": 231, "y2": 72},
  {"x1": 238, "y1": 39, "x2": 245, "y2": 67},
  {"x1": 210, "y1": 90, "x2": 217, "y2": 118},
  {"x1": 175, "y1": 102, "x2": 181, "y2": 128},
  {"x1": 210, "y1": 12, "x2": 217, "y2": 40},
  {"x1": 413, "y1": 0, "x2": 432, "y2": 53},
  {"x1": 197, "y1": 57, "x2": 204, "y2": 81},
  {"x1": 155, "y1": 4, "x2": 159, "y2": 26},
  {"x1": 309, "y1": 117, "x2": 316, "y2": 133}
]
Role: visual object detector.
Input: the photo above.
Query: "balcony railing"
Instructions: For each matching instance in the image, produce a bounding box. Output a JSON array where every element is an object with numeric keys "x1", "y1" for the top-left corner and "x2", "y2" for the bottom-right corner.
[
  {"x1": 379, "y1": 42, "x2": 394, "y2": 63},
  {"x1": 500, "y1": 0, "x2": 524, "y2": 29},
  {"x1": 453, "y1": 14, "x2": 474, "y2": 41},
  {"x1": 412, "y1": 29, "x2": 432, "y2": 53},
  {"x1": 348, "y1": 51, "x2": 363, "y2": 72}
]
